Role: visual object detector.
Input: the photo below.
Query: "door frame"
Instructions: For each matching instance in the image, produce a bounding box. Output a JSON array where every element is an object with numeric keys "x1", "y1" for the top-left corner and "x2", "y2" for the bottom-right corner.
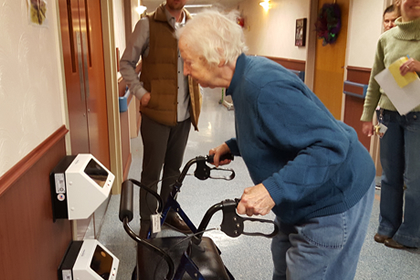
[
  {"x1": 55, "y1": 1, "x2": 123, "y2": 194},
  {"x1": 99, "y1": 0, "x2": 123, "y2": 194}
]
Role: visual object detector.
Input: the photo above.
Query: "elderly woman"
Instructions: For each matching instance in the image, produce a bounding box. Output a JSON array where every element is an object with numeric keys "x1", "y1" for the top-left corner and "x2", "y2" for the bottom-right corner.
[{"x1": 177, "y1": 10, "x2": 375, "y2": 280}]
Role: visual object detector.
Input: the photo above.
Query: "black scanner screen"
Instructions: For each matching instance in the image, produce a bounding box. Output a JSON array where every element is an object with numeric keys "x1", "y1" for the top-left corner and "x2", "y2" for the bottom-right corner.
[
  {"x1": 90, "y1": 245, "x2": 113, "y2": 279},
  {"x1": 84, "y1": 159, "x2": 108, "y2": 188}
]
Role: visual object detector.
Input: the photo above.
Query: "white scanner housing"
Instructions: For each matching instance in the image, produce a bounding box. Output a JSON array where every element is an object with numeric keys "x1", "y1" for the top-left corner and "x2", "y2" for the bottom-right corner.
[
  {"x1": 59, "y1": 239, "x2": 119, "y2": 280},
  {"x1": 50, "y1": 154, "x2": 115, "y2": 220}
]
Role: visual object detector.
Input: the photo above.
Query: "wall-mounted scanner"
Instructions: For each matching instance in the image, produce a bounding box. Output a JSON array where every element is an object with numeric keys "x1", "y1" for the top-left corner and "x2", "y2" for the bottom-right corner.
[
  {"x1": 50, "y1": 154, "x2": 115, "y2": 221},
  {"x1": 59, "y1": 239, "x2": 119, "y2": 280}
]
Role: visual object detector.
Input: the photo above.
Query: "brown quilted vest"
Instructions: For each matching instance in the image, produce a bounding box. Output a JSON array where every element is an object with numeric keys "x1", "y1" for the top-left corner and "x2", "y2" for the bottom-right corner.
[{"x1": 140, "y1": 5, "x2": 201, "y2": 130}]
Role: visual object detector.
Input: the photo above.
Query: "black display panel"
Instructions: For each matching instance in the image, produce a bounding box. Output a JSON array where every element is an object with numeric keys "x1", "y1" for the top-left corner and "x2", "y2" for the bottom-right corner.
[
  {"x1": 84, "y1": 159, "x2": 108, "y2": 188},
  {"x1": 90, "y1": 245, "x2": 113, "y2": 280}
]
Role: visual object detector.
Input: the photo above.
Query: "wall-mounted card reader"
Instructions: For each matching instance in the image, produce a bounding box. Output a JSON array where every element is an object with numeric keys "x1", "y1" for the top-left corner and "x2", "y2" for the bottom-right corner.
[
  {"x1": 50, "y1": 154, "x2": 115, "y2": 221},
  {"x1": 59, "y1": 239, "x2": 119, "y2": 280}
]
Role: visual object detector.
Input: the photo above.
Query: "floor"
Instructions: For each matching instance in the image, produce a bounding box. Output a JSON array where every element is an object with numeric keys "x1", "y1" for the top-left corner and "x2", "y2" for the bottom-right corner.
[{"x1": 98, "y1": 88, "x2": 420, "y2": 280}]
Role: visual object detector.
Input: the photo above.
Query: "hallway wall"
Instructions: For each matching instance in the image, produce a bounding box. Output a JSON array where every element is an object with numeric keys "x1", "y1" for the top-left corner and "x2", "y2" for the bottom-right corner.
[
  {"x1": 238, "y1": 0, "x2": 385, "y2": 68},
  {"x1": 240, "y1": 0, "x2": 310, "y2": 60},
  {"x1": 0, "y1": 0, "x2": 66, "y2": 177},
  {"x1": 0, "y1": 2, "x2": 72, "y2": 279},
  {"x1": 0, "y1": 126, "x2": 71, "y2": 280},
  {"x1": 347, "y1": 0, "x2": 385, "y2": 68},
  {"x1": 113, "y1": 0, "x2": 127, "y2": 80}
]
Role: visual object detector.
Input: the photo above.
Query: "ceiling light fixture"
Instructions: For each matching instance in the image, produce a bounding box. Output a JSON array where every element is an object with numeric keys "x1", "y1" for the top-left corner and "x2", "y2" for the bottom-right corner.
[
  {"x1": 184, "y1": 4, "x2": 213, "y2": 8},
  {"x1": 136, "y1": 0, "x2": 147, "y2": 15},
  {"x1": 259, "y1": 0, "x2": 271, "y2": 11}
]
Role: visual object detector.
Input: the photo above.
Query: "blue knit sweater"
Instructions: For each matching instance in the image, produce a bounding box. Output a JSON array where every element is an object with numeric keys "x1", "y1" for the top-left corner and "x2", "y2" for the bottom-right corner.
[{"x1": 226, "y1": 54, "x2": 375, "y2": 224}]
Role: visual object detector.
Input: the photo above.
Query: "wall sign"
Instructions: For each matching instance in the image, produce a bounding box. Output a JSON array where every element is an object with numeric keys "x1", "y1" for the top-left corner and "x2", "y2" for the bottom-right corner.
[{"x1": 295, "y1": 18, "x2": 307, "y2": 47}]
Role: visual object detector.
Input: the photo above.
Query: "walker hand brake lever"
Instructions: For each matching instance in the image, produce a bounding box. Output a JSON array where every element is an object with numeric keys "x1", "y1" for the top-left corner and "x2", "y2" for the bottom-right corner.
[
  {"x1": 209, "y1": 167, "x2": 235, "y2": 180},
  {"x1": 207, "y1": 153, "x2": 235, "y2": 180},
  {"x1": 220, "y1": 199, "x2": 278, "y2": 238},
  {"x1": 194, "y1": 154, "x2": 235, "y2": 180}
]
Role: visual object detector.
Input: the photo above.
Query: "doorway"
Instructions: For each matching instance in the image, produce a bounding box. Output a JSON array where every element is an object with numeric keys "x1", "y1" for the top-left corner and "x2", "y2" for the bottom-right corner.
[
  {"x1": 58, "y1": 0, "x2": 110, "y2": 168},
  {"x1": 58, "y1": 0, "x2": 111, "y2": 239},
  {"x1": 313, "y1": 0, "x2": 349, "y2": 119}
]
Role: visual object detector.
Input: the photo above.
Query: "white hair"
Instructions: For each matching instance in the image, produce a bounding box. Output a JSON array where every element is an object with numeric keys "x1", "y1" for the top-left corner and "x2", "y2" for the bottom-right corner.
[{"x1": 177, "y1": 9, "x2": 248, "y2": 65}]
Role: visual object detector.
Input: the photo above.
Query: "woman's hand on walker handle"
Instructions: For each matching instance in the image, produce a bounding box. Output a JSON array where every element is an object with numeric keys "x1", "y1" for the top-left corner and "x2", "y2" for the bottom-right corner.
[
  {"x1": 237, "y1": 183, "x2": 275, "y2": 217},
  {"x1": 209, "y1": 143, "x2": 232, "y2": 167}
]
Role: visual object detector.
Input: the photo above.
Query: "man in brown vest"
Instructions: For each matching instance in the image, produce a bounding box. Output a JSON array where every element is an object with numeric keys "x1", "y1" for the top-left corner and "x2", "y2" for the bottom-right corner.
[{"x1": 120, "y1": 0, "x2": 201, "y2": 237}]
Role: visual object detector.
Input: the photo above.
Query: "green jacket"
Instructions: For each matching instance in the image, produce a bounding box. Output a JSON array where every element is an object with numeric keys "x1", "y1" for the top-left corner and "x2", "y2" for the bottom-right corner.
[{"x1": 361, "y1": 17, "x2": 420, "y2": 121}]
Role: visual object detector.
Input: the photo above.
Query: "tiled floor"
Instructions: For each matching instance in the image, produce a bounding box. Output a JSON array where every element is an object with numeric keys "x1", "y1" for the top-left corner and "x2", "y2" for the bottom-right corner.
[{"x1": 99, "y1": 88, "x2": 420, "y2": 280}]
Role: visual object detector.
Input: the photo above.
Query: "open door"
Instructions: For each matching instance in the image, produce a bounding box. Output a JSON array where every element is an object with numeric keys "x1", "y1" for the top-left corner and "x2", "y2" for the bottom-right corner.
[{"x1": 313, "y1": 0, "x2": 349, "y2": 119}]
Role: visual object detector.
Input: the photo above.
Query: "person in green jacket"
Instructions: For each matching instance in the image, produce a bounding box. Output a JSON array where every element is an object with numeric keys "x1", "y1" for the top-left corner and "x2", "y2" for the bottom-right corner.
[{"x1": 361, "y1": 0, "x2": 420, "y2": 249}]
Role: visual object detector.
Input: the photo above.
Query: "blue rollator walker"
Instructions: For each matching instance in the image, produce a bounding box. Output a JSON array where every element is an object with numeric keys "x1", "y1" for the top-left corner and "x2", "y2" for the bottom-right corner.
[{"x1": 119, "y1": 154, "x2": 278, "y2": 280}]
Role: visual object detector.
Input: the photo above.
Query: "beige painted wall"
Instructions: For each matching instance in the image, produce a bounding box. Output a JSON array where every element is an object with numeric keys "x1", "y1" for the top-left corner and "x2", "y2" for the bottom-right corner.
[
  {"x1": 347, "y1": 0, "x2": 386, "y2": 68},
  {"x1": 0, "y1": 0, "x2": 65, "y2": 177},
  {"x1": 239, "y1": 0, "x2": 310, "y2": 60},
  {"x1": 238, "y1": 0, "x2": 387, "y2": 68},
  {"x1": 114, "y1": 0, "x2": 127, "y2": 80}
]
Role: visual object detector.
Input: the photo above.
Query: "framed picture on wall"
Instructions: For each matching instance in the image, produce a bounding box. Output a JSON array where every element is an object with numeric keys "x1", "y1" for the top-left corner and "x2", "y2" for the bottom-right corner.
[{"x1": 295, "y1": 18, "x2": 307, "y2": 47}]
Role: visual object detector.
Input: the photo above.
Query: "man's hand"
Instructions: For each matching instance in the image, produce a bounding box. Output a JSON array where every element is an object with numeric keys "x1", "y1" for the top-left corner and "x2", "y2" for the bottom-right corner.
[
  {"x1": 209, "y1": 143, "x2": 231, "y2": 167},
  {"x1": 141, "y1": 92, "x2": 151, "y2": 106},
  {"x1": 237, "y1": 183, "x2": 275, "y2": 216}
]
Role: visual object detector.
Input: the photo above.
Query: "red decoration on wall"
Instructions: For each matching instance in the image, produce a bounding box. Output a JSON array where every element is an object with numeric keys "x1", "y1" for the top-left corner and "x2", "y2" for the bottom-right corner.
[{"x1": 237, "y1": 17, "x2": 245, "y2": 27}]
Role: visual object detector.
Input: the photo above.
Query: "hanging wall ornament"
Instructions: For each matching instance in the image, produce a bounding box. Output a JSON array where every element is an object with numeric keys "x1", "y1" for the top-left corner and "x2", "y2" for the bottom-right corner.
[
  {"x1": 315, "y1": 3, "x2": 341, "y2": 46},
  {"x1": 28, "y1": 0, "x2": 48, "y2": 27}
]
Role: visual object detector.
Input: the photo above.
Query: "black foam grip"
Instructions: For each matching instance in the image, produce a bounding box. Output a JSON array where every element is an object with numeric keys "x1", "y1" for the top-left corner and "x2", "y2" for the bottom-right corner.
[
  {"x1": 207, "y1": 153, "x2": 234, "y2": 164},
  {"x1": 119, "y1": 180, "x2": 134, "y2": 222}
]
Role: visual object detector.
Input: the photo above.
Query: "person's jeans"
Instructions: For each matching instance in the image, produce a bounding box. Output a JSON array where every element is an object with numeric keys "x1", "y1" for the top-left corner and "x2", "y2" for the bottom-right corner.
[
  {"x1": 271, "y1": 182, "x2": 374, "y2": 280},
  {"x1": 377, "y1": 110, "x2": 420, "y2": 247}
]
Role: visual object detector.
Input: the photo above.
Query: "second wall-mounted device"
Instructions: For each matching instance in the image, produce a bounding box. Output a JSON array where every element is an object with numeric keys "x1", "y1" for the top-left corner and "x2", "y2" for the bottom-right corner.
[{"x1": 59, "y1": 239, "x2": 119, "y2": 280}]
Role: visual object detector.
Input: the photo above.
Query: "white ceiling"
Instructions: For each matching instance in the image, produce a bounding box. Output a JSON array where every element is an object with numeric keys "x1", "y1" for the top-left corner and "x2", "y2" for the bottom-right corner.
[{"x1": 142, "y1": 0, "x2": 244, "y2": 12}]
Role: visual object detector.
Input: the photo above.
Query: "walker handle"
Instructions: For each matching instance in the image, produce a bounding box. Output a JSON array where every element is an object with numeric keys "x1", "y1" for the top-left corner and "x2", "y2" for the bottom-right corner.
[
  {"x1": 194, "y1": 154, "x2": 235, "y2": 180},
  {"x1": 221, "y1": 199, "x2": 278, "y2": 238},
  {"x1": 206, "y1": 153, "x2": 234, "y2": 164}
]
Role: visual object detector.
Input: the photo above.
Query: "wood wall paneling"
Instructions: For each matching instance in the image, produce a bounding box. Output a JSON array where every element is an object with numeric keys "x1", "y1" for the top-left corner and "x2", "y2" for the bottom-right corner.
[
  {"x1": 345, "y1": 66, "x2": 382, "y2": 175},
  {"x1": 344, "y1": 95, "x2": 371, "y2": 149},
  {"x1": 343, "y1": 66, "x2": 372, "y2": 151},
  {"x1": 263, "y1": 56, "x2": 306, "y2": 82},
  {"x1": 346, "y1": 66, "x2": 371, "y2": 81},
  {"x1": 264, "y1": 56, "x2": 306, "y2": 71},
  {"x1": 0, "y1": 126, "x2": 72, "y2": 280}
]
